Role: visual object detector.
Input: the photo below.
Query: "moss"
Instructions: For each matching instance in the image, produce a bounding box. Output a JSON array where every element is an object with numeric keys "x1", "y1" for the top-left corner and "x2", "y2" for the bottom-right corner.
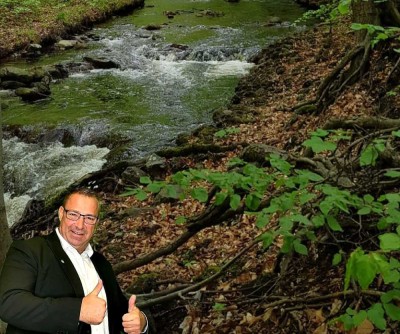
[
  {"x1": 0, "y1": 0, "x2": 145, "y2": 59},
  {"x1": 126, "y1": 273, "x2": 160, "y2": 294}
]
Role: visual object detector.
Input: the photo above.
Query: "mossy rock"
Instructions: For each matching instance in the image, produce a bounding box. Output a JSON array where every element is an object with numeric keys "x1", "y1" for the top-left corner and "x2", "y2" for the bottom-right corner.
[{"x1": 126, "y1": 273, "x2": 160, "y2": 294}]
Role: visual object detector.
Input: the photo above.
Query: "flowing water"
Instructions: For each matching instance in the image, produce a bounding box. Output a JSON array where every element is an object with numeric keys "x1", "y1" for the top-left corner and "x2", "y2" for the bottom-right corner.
[{"x1": 1, "y1": 0, "x2": 305, "y2": 226}]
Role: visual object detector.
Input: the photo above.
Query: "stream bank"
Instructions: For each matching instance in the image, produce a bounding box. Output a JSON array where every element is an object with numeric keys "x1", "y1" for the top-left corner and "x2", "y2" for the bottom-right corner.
[
  {"x1": 0, "y1": 0, "x2": 145, "y2": 60},
  {"x1": 2, "y1": 0, "x2": 307, "y2": 227}
]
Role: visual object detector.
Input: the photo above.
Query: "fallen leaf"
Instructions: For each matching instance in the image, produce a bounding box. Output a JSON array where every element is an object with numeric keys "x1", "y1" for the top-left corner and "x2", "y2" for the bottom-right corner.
[{"x1": 355, "y1": 319, "x2": 374, "y2": 334}]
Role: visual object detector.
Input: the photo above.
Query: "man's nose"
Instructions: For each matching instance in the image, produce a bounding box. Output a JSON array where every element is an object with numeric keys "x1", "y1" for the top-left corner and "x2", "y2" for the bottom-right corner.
[{"x1": 74, "y1": 216, "x2": 85, "y2": 228}]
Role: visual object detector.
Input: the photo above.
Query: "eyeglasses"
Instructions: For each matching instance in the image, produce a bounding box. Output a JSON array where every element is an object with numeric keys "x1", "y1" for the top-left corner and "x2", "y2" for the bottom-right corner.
[{"x1": 62, "y1": 207, "x2": 98, "y2": 225}]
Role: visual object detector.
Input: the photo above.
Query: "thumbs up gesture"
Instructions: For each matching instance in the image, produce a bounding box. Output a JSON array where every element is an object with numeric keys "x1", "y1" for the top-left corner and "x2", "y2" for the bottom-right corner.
[
  {"x1": 122, "y1": 295, "x2": 145, "y2": 333},
  {"x1": 79, "y1": 279, "x2": 107, "y2": 325}
]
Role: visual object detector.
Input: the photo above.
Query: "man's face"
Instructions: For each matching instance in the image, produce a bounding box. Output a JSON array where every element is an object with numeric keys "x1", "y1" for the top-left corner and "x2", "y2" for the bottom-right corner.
[{"x1": 58, "y1": 193, "x2": 99, "y2": 253}]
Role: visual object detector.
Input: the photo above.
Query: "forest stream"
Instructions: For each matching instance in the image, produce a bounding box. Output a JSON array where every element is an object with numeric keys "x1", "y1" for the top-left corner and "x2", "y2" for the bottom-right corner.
[{"x1": 2, "y1": 0, "x2": 305, "y2": 227}]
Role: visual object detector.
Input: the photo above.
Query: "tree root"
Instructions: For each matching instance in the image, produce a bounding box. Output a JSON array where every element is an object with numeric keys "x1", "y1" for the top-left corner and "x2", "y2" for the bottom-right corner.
[
  {"x1": 292, "y1": 39, "x2": 371, "y2": 114},
  {"x1": 323, "y1": 116, "x2": 400, "y2": 131}
]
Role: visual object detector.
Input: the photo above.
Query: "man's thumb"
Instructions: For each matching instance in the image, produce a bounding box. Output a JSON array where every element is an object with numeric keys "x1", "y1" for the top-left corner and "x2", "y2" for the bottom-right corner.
[
  {"x1": 90, "y1": 279, "x2": 103, "y2": 296},
  {"x1": 128, "y1": 295, "x2": 137, "y2": 312}
]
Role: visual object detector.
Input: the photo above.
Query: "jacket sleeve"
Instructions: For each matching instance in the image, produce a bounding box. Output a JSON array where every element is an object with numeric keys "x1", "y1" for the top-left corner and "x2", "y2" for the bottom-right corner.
[{"x1": 0, "y1": 240, "x2": 82, "y2": 333}]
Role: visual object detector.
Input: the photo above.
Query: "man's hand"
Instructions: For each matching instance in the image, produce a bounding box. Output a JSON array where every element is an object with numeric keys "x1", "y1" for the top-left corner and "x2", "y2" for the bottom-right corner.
[
  {"x1": 79, "y1": 279, "x2": 107, "y2": 325},
  {"x1": 122, "y1": 295, "x2": 145, "y2": 333}
]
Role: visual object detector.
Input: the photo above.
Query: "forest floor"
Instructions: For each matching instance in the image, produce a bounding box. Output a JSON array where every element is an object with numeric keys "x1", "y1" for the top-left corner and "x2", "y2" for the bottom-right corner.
[
  {"x1": 93, "y1": 20, "x2": 396, "y2": 334},
  {"x1": 2, "y1": 2, "x2": 399, "y2": 334}
]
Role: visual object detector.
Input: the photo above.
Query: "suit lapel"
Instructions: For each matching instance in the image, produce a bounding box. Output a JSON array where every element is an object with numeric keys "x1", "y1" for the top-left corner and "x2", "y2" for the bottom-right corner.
[{"x1": 46, "y1": 231, "x2": 85, "y2": 297}]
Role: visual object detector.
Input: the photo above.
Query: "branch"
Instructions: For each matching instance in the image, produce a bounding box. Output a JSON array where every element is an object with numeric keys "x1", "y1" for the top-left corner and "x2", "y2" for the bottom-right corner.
[
  {"x1": 135, "y1": 238, "x2": 260, "y2": 308},
  {"x1": 239, "y1": 289, "x2": 385, "y2": 307},
  {"x1": 112, "y1": 198, "x2": 233, "y2": 274}
]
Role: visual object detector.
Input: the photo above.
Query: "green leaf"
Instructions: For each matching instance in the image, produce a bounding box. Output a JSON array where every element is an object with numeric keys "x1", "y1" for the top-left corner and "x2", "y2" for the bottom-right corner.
[
  {"x1": 140, "y1": 176, "x2": 152, "y2": 184},
  {"x1": 305, "y1": 231, "x2": 317, "y2": 241},
  {"x1": 326, "y1": 216, "x2": 343, "y2": 232},
  {"x1": 214, "y1": 129, "x2": 227, "y2": 138},
  {"x1": 379, "y1": 233, "x2": 400, "y2": 251},
  {"x1": 293, "y1": 239, "x2": 308, "y2": 255},
  {"x1": 295, "y1": 169, "x2": 324, "y2": 182},
  {"x1": 230, "y1": 194, "x2": 241, "y2": 210},
  {"x1": 227, "y1": 157, "x2": 245, "y2": 168},
  {"x1": 213, "y1": 303, "x2": 226, "y2": 311},
  {"x1": 281, "y1": 236, "x2": 294, "y2": 253},
  {"x1": 279, "y1": 216, "x2": 294, "y2": 231},
  {"x1": 255, "y1": 212, "x2": 269, "y2": 228},
  {"x1": 311, "y1": 129, "x2": 330, "y2": 137},
  {"x1": 319, "y1": 200, "x2": 332, "y2": 215},
  {"x1": 119, "y1": 187, "x2": 138, "y2": 197},
  {"x1": 312, "y1": 215, "x2": 325, "y2": 228},
  {"x1": 215, "y1": 191, "x2": 228, "y2": 205},
  {"x1": 165, "y1": 185, "x2": 179, "y2": 199},
  {"x1": 332, "y1": 252, "x2": 342, "y2": 266},
  {"x1": 302, "y1": 136, "x2": 337, "y2": 153},
  {"x1": 175, "y1": 216, "x2": 187, "y2": 225},
  {"x1": 367, "y1": 303, "x2": 386, "y2": 330},
  {"x1": 390, "y1": 257, "x2": 400, "y2": 269},
  {"x1": 269, "y1": 154, "x2": 293, "y2": 174},
  {"x1": 357, "y1": 206, "x2": 371, "y2": 215},
  {"x1": 353, "y1": 310, "x2": 367, "y2": 326},
  {"x1": 134, "y1": 189, "x2": 148, "y2": 201},
  {"x1": 258, "y1": 231, "x2": 275, "y2": 249},
  {"x1": 337, "y1": 0, "x2": 350, "y2": 14},
  {"x1": 336, "y1": 313, "x2": 354, "y2": 330},
  {"x1": 383, "y1": 303, "x2": 400, "y2": 321},
  {"x1": 382, "y1": 269, "x2": 400, "y2": 284},
  {"x1": 385, "y1": 170, "x2": 400, "y2": 178},
  {"x1": 363, "y1": 194, "x2": 375, "y2": 203},
  {"x1": 392, "y1": 130, "x2": 400, "y2": 137},
  {"x1": 191, "y1": 187, "x2": 208, "y2": 202},
  {"x1": 360, "y1": 145, "x2": 379, "y2": 166},
  {"x1": 298, "y1": 192, "x2": 317, "y2": 205},
  {"x1": 381, "y1": 289, "x2": 400, "y2": 303},
  {"x1": 119, "y1": 188, "x2": 147, "y2": 201},
  {"x1": 345, "y1": 249, "x2": 362, "y2": 290},
  {"x1": 146, "y1": 182, "x2": 163, "y2": 193},
  {"x1": 355, "y1": 255, "x2": 377, "y2": 289},
  {"x1": 245, "y1": 193, "x2": 262, "y2": 211}
]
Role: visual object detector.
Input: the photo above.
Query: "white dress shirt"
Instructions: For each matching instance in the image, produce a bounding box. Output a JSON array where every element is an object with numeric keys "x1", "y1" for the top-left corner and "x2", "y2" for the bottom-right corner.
[{"x1": 56, "y1": 228, "x2": 109, "y2": 334}]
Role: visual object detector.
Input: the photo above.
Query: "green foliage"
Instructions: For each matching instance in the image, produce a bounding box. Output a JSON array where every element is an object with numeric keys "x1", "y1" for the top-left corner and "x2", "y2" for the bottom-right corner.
[
  {"x1": 121, "y1": 128, "x2": 400, "y2": 330},
  {"x1": 0, "y1": 0, "x2": 41, "y2": 14},
  {"x1": 212, "y1": 303, "x2": 226, "y2": 312},
  {"x1": 214, "y1": 127, "x2": 240, "y2": 138},
  {"x1": 295, "y1": 0, "x2": 345, "y2": 25},
  {"x1": 302, "y1": 130, "x2": 337, "y2": 153},
  {"x1": 296, "y1": 0, "x2": 400, "y2": 50},
  {"x1": 351, "y1": 23, "x2": 400, "y2": 48}
]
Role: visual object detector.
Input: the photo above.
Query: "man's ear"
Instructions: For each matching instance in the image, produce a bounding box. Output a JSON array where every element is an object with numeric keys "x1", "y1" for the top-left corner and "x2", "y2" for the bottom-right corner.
[{"x1": 58, "y1": 206, "x2": 63, "y2": 222}]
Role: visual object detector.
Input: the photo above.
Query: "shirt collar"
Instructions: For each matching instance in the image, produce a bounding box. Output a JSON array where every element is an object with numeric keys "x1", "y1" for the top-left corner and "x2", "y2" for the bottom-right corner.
[{"x1": 56, "y1": 227, "x2": 94, "y2": 258}]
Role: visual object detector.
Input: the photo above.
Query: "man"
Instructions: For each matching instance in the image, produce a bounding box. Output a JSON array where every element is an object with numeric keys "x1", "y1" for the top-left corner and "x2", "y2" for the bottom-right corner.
[{"x1": 0, "y1": 188, "x2": 148, "y2": 334}]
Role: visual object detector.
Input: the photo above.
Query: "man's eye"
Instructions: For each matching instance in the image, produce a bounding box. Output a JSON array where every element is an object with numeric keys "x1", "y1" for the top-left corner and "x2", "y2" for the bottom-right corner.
[
  {"x1": 86, "y1": 216, "x2": 96, "y2": 223},
  {"x1": 69, "y1": 212, "x2": 80, "y2": 218}
]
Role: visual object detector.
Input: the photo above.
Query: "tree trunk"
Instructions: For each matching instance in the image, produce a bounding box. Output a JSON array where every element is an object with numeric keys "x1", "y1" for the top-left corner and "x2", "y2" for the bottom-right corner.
[
  {"x1": 351, "y1": 0, "x2": 381, "y2": 39},
  {"x1": 299, "y1": 0, "x2": 400, "y2": 113}
]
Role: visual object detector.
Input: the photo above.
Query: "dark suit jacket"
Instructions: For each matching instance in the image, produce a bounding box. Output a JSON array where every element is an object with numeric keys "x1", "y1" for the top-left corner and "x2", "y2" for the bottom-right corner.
[{"x1": 0, "y1": 232, "x2": 129, "y2": 334}]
